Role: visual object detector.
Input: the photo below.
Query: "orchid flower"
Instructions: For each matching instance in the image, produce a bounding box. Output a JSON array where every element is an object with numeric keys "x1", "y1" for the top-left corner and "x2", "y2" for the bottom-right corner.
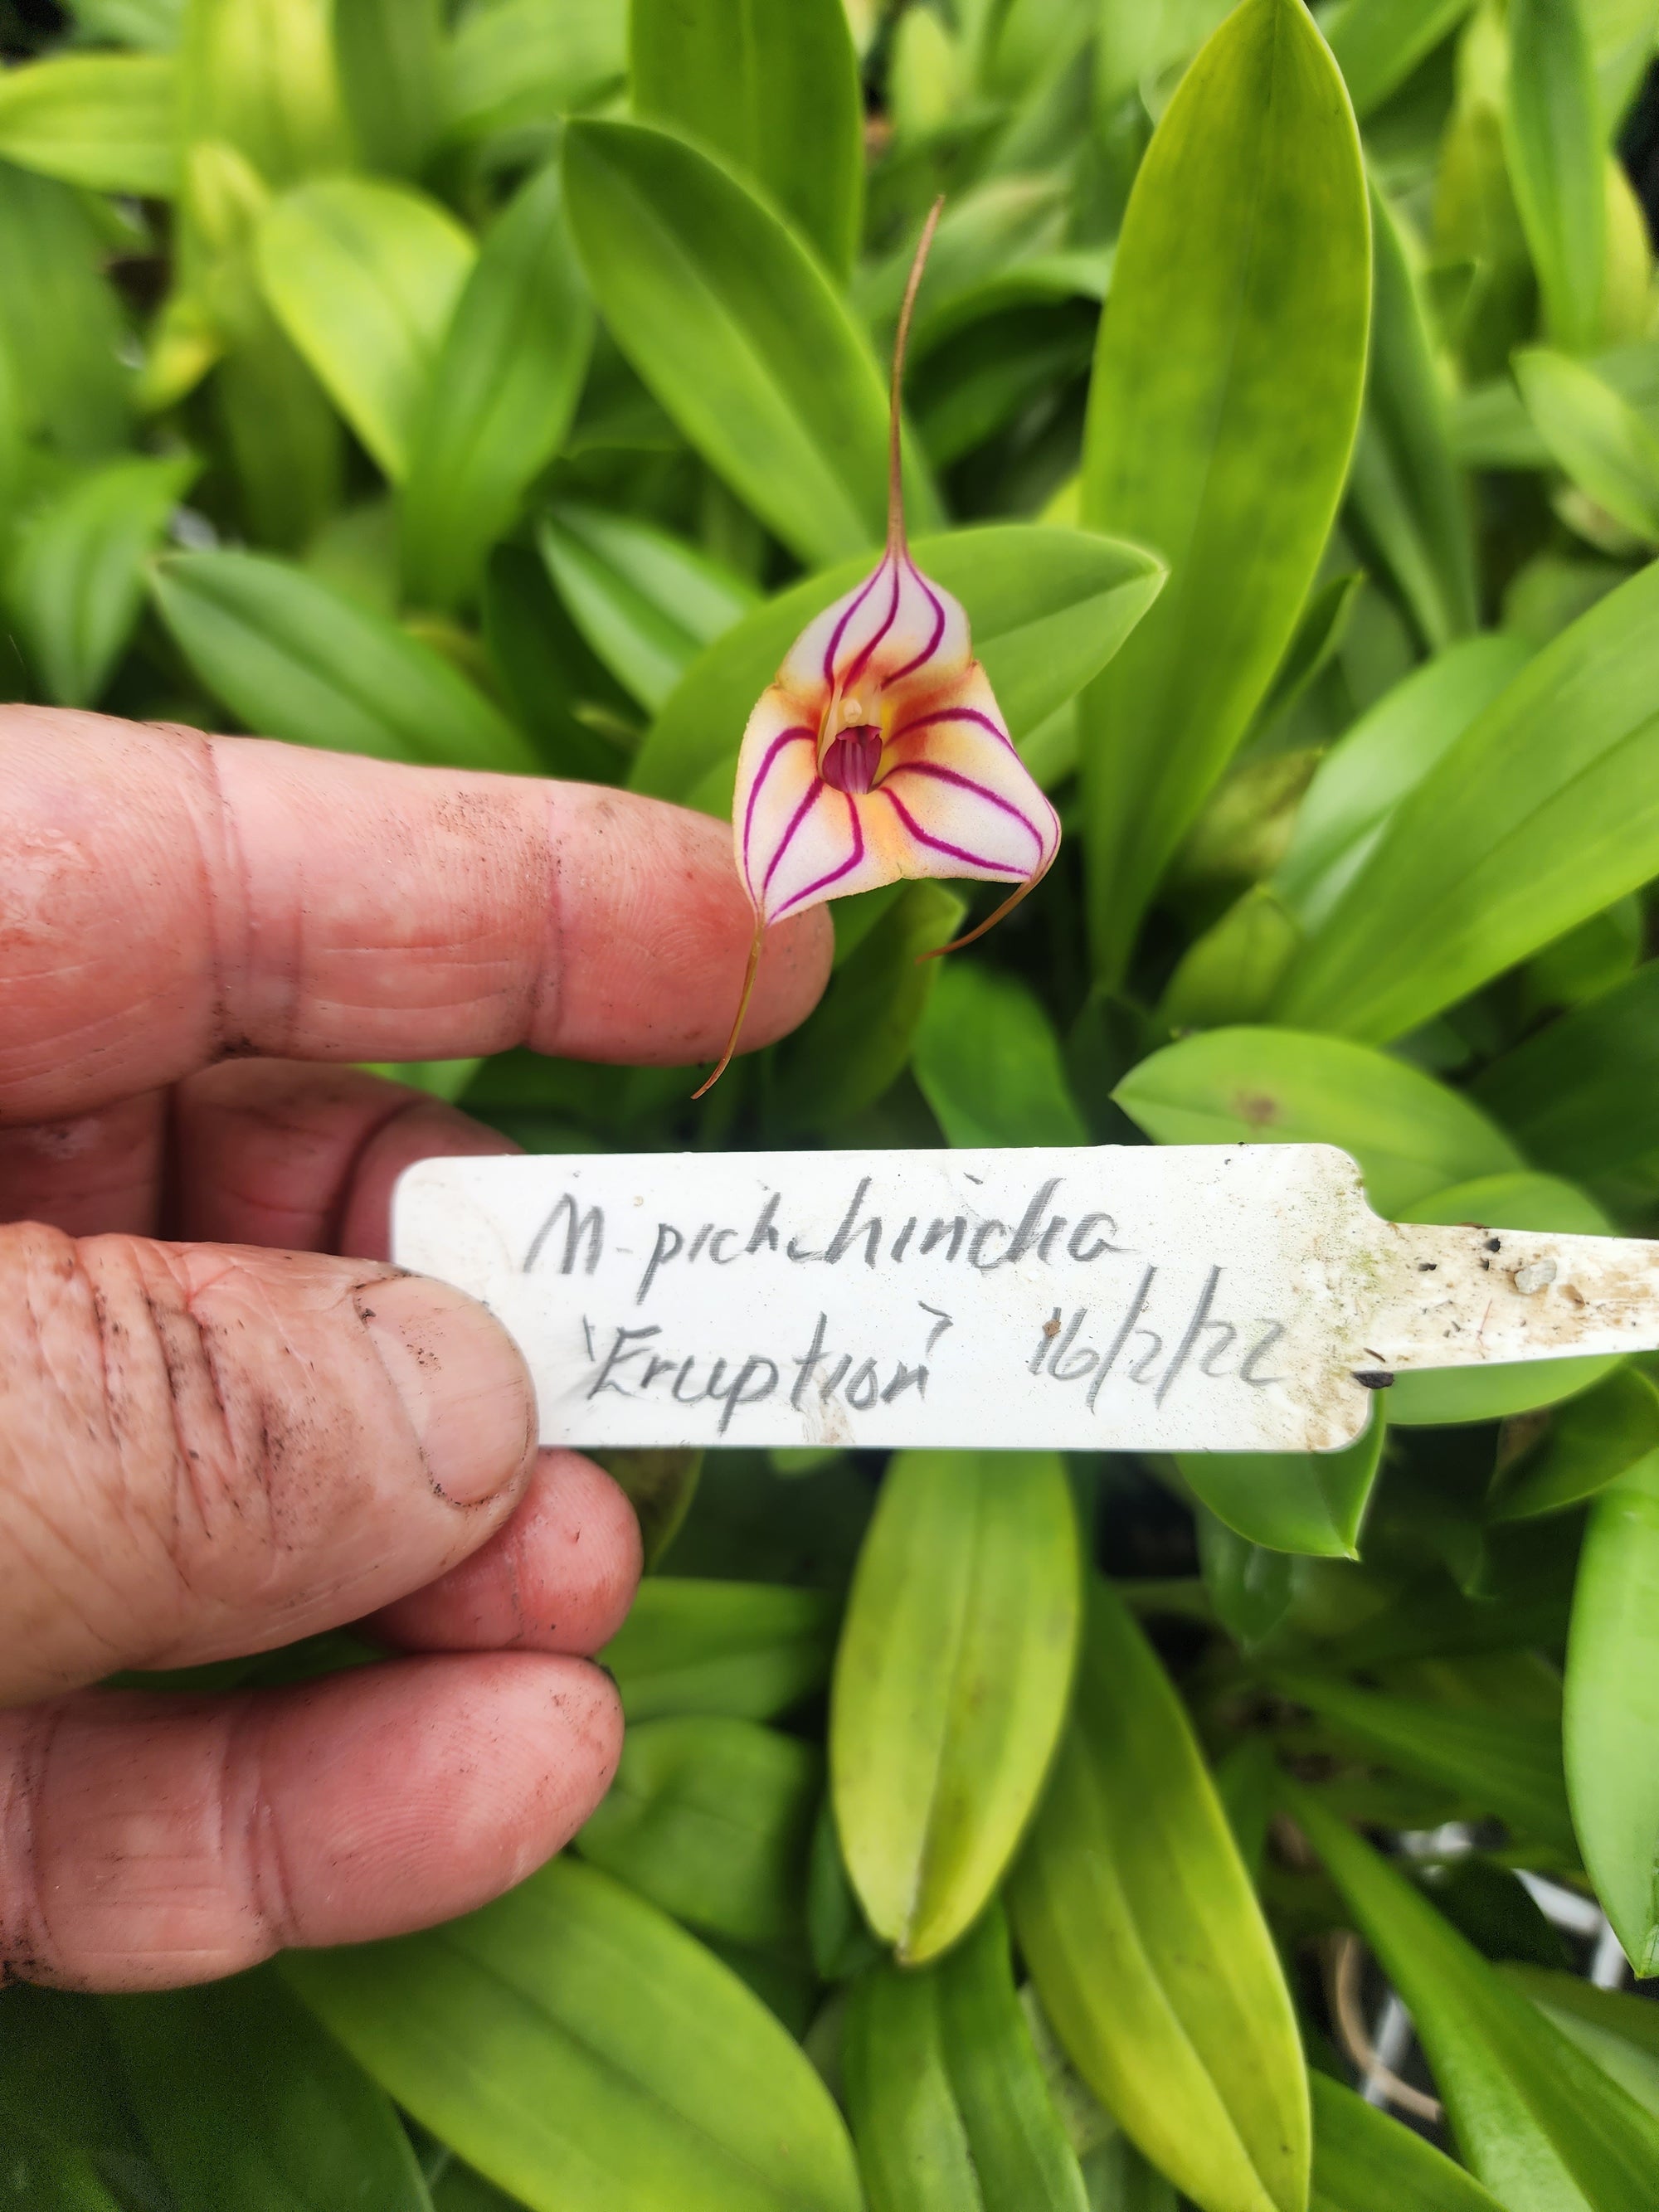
[{"x1": 694, "y1": 200, "x2": 1061, "y2": 1098}]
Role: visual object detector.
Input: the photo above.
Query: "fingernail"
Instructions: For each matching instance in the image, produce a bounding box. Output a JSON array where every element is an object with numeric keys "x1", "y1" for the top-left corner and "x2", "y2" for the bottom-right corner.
[{"x1": 360, "y1": 1276, "x2": 535, "y2": 1507}]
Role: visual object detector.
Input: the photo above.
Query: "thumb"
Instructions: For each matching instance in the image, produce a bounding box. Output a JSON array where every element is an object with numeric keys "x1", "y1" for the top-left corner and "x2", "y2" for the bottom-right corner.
[{"x1": 0, "y1": 1223, "x2": 536, "y2": 1704}]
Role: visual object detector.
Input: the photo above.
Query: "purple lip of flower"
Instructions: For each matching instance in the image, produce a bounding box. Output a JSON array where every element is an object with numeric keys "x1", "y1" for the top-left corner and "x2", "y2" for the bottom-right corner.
[
  {"x1": 820, "y1": 724, "x2": 884, "y2": 796},
  {"x1": 695, "y1": 197, "x2": 1062, "y2": 1100}
]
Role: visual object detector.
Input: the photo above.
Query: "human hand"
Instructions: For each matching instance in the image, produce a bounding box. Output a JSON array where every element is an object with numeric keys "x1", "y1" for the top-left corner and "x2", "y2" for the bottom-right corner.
[{"x1": 0, "y1": 707, "x2": 830, "y2": 1993}]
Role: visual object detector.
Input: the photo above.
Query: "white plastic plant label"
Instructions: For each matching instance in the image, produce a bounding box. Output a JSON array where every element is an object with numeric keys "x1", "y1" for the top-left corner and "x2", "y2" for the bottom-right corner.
[{"x1": 392, "y1": 1144, "x2": 1659, "y2": 1455}]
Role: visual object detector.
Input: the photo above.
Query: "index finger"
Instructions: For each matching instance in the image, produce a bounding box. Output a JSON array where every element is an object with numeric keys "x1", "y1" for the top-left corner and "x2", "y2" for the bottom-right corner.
[{"x1": 0, "y1": 707, "x2": 830, "y2": 1125}]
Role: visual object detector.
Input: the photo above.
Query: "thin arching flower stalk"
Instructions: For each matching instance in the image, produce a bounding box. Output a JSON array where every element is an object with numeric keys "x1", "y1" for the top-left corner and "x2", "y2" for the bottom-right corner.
[{"x1": 695, "y1": 197, "x2": 1060, "y2": 1098}]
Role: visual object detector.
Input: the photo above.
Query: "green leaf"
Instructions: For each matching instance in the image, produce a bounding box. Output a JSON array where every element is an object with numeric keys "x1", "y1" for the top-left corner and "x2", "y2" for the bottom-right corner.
[
  {"x1": 1308, "y1": 2071, "x2": 1505, "y2": 2212},
  {"x1": 1564, "y1": 1449, "x2": 1659, "y2": 1974},
  {"x1": 179, "y1": 0, "x2": 351, "y2": 186},
  {"x1": 1078, "y1": 0, "x2": 1370, "y2": 980},
  {"x1": 1273, "y1": 561, "x2": 1659, "y2": 1040},
  {"x1": 1274, "y1": 635, "x2": 1530, "y2": 932},
  {"x1": 1324, "y1": 0, "x2": 1478, "y2": 116},
  {"x1": 600, "y1": 1578, "x2": 837, "y2": 1723},
  {"x1": 1178, "y1": 1404, "x2": 1386, "y2": 1560},
  {"x1": 1348, "y1": 184, "x2": 1477, "y2": 651},
  {"x1": 1490, "y1": 1367, "x2": 1659, "y2": 1521},
  {"x1": 6, "y1": 452, "x2": 195, "y2": 706},
  {"x1": 73, "y1": 0, "x2": 182, "y2": 51},
  {"x1": 1288, "y1": 1782, "x2": 1659, "y2": 2210},
  {"x1": 1501, "y1": 1968, "x2": 1659, "y2": 2114},
  {"x1": 443, "y1": 0, "x2": 628, "y2": 145},
  {"x1": 152, "y1": 549, "x2": 538, "y2": 772},
  {"x1": 538, "y1": 503, "x2": 759, "y2": 713},
  {"x1": 630, "y1": 0, "x2": 864, "y2": 280},
  {"x1": 771, "y1": 882, "x2": 966, "y2": 1132},
  {"x1": 913, "y1": 964, "x2": 1088, "y2": 1147},
  {"x1": 1158, "y1": 885, "x2": 1302, "y2": 1032},
  {"x1": 1277, "y1": 1670, "x2": 1575, "y2": 1850},
  {"x1": 1199, "y1": 1512, "x2": 1296, "y2": 1650},
  {"x1": 1113, "y1": 1026, "x2": 1523, "y2": 1215},
  {"x1": 843, "y1": 1903, "x2": 1089, "y2": 2212},
  {"x1": 401, "y1": 163, "x2": 593, "y2": 608},
  {"x1": 562, "y1": 116, "x2": 937, "y2": 570},
  {"x1": 286, "y1": 1860, "x2": 863, "y2": 2212},
  {"x1": 1011, "y1": 1579, "x2": 1309, "y2": 2212},
  {"x1": 0, "y1": 164, "x2": 129, "y2": 459},
  {"x1": 0, "y1": 54, "x2": 178, "y2": 196},
  {"x1": 480, "y1": 543, "x2": 636, "y2": 785},
  {"x1": 631, "y1": 523, "x2": 1165, "y2": 808},
  {"x1": 334, "y1": 0, "x2": 444, "y2": 177},
  {"x1": 1513, "y1": 346, "x2": 1659, "y2": 541},
  {"x1": 258, "y1": 176, "x2": 477, "y2": 482},
  {"x1": 1505, "y1": 0, "x2": 1605, "y2": 352},
  {"x1": 1472, "y1": 959, "x2": 1659, "y2": 1182},
  {"x1": 831, "y1": 1448, "x2": 1082, "y2": 1964},
  {"x1": 1386, "y1": 1173, "x2": 1618, "y2": 1425},
  {"x1": 0, "y1": 2146, "x2": 124, "y2": 2211},
  {"x1": 105, "y1": 1966, "x2": 433, "y2": 2211},
  {"x1": 577, "y1": 1716, "x2": 819, "y2": 1951}
]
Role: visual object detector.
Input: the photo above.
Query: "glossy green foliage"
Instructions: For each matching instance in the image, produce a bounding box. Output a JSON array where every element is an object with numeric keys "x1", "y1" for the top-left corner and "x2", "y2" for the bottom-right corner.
[
  {"x1": 105, "y1": 1968, "x2": 433, "y2": 2210},
  {"x1": 630, "y1": 0, "x2": 864, "y2": 280},
  {"x1": 1490, "y1": 1367, "x2": 1659, "y2": 1520},
  {"x1": 1078, "y1": 0, "x2": 1370, "y2": 978},
  {"x1": 0, "y1": 53, "x2": 178, "y2": 195},
  {"x1": 333, "y1": 0, "x2": 443, "y2": 177},
  {"x1": 598, "y1": 1578, "x2": 837, "y2": 1722},
  {"x1": 577, "y1": 1716, "x2": 820, "y2": 1950},
  {"x1": 1325, "y1": 0, "x2": 1479, "y2": 116},
  {"x1": 5, "y1": 452, "x2": 194, "y2": 705},
  {"x1": 1279, "y1": 1669, "x2": 1574, "y2": 1848},
  {"x1": 1178, "y1": 1406, "x2": 1386, "y2": 1558},
  {"x1": 843, "y1": 1904, "x2": 1087, "y2": 2211},
  {"x1": 1115, "y1": 1027, "x2": 1522, "y2": 1215},
  {"x1": 1514, "y1": 347, "x2": 1659, "y2": 541},
  {"x1": 443, "y1": 0, "x2": 627, "y2": 146},
  {"x1": 1011, "y1": 1581, "x2": 1309, "y2": 2212},
  {"x1": 832, "y1": 1449, "x2": 1080, "y2": 1962},
  {"x1": 1564, "y1": 1451, "x2": 1659, "y2": 1972},
  {"x1": 1350, "y1": 185, "x2": 1477, "y2": 650},
  {"x1": 1273, "y1": 637, "x2": 1530, "y2": 931},
  {"x1": 913, "y1": 963, "x2": 1088, "y2": 1147},
  {"x1": 259, "y1": 177, "x2": 477, "y2": 482},
  {"x1": 773, "y1": 882, "x2": 966, "y2": 1131},
  {"x1": 563, "y1": 119, "x2": 925, "y2": 569},
  {"x1": 1472, "y1": 960, "x2": 1659, "y2": 1181},
  {"x1": 152, "y1": 550, "x2": 538, "y2": 772},
  {"x1": 632, "y1": 523, "x2": 1164, "y2": 809},
  {"x1": 1308, "y1": 2072, "x2": 1505, "y2": 2212},
  {"x1": 1275, "y1": 562, "x2": 1659, "y2": 1039},
  {"x1": 1292, "y1": 1786, "x2": 1659, "y2": 2208},
  {"x1": 1502, "y1": 1968, "x2": 1659, "y2": 2110},
  {"x1": 288, "y1": 1861, "x2": 863, "y2": 2212},
  {"x1": 178, "y1": 0, "x2": 350, "y2": 183},
  {"x1": 401, "y1": 163, "x2": 593, "y2": 609},
  {"x1": 539, "y1": 503, "x2": 759, "y2": 712},
  {"x1": 1505, "y1": 0, "x2": 1606, "y2": 352}
]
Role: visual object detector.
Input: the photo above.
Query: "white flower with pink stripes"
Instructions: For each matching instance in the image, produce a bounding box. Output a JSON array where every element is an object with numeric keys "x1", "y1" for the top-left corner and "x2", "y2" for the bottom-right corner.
[{"x1": 697, "y1": 204, "x2": 1061, "y2": 1096}]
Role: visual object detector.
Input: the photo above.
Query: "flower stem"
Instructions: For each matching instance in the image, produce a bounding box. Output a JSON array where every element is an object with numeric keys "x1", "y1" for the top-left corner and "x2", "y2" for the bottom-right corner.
[{"x1": 888, "y1": 196, "x2": 945, "y2": 556}]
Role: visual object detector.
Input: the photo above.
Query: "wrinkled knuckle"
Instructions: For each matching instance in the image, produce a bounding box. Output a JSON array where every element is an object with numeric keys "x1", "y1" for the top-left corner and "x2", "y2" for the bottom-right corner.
[{"x1": 217, "y1": 1699, "x2": 300, "y2": 1960}]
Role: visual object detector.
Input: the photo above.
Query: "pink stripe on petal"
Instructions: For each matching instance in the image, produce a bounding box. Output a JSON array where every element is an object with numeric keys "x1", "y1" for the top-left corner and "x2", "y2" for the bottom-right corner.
[
  {"x1": 840, "y1": 560, "x2": 902, "y2": 690},
  {"x1": 761, "y1": 776, "x2": 825, "y2": 897},
  {"x1": 885, "y1": 563, "x2": 946, "y2": 683},
  {"x1": 881, "y1": 760, "x2": 1046, "y2": 854},
  {"x1": 882, "y1": 787, "x2": 1024, "y2": 876},
  {"x1": 891, "y1": 704, "x2": 1017, "y2": 755},
  {"x1": 821, "y1": 559, "x2": 890, "y2": 685},
  {"x1": 742, "y1": 726, "x2": 814, "y2": 874},
  {"x1": 771, "y1": 795, "x2": 866, "y2": 918}
]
